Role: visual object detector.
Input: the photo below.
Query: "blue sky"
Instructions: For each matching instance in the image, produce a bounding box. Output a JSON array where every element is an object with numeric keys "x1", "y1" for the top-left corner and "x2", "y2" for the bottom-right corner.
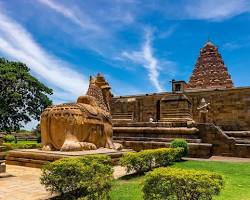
[{"x1": 1, "y1": 0, "x2": 250, "y2": 106}]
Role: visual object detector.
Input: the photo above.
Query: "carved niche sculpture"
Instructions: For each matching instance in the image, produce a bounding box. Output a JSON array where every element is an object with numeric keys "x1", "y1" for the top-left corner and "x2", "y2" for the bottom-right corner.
[
  {"x1": 41, "y1": 73, "x2": 122, "y2": 151},
  {"x1": 197, "y1": 98, "x2": 210, "y2": 123}
]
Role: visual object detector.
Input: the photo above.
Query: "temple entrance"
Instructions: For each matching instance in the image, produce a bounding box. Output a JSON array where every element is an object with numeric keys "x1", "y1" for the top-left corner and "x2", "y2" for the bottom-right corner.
[{"x1": 156, "y1": 100, "x2": 160, "y2": 121}]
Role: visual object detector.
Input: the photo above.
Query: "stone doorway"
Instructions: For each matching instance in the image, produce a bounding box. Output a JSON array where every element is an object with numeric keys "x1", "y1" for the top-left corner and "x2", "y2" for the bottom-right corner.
[{"x1": 156, "y1": 100, "x2": 160, "y2": 122}]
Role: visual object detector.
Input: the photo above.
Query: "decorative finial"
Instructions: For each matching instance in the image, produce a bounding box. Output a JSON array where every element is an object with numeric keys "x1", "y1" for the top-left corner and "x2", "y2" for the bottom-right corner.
[
  {"x1": 204, "y1": 37, "x2": 214, "y2": 47},
  {"x1": 207, "y1": 36, "x2": 211, "y2": 42}
]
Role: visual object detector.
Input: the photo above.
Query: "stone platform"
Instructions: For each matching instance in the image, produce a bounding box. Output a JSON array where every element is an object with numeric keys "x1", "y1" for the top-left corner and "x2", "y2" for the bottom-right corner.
[{"x1": 6, "y1": 148, "x2": 132, "y2": 168}]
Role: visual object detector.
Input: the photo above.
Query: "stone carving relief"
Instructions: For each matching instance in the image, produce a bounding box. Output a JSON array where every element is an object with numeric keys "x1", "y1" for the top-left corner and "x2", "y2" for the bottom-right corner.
[{"x1": 197, "y1": 98, "x2": 210, "y2": 123}]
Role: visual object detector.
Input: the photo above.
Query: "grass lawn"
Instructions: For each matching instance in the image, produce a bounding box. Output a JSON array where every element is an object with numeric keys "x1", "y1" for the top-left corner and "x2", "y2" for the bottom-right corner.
[
  {"x1": 14, "y1": 140, "x2": 38, "y2": 144},
  {"x1": 110, "y1": 160, "x2": 250, "y2": 200},
  {"x1": 3, "y1": 140, "x2": 41, "y2": 152},
  {"x1": 4, "y1": 140, "x2": 38, "y2": 144}
]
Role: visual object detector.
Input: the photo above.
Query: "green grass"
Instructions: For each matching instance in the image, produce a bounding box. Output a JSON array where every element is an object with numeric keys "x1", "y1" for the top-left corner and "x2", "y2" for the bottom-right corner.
[
  {"x1": 109, "y1": 160, "x2": 250, "y2": 200},
  {"x1": 3, "y1": 140, "x2": 41, "y2": 152},
  {"x1": 14, "y1": 140, "x2": 38, "y2": 144}
]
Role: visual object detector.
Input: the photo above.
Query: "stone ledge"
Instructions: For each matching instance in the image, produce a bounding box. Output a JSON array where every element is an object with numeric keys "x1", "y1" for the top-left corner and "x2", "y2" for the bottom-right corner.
[
  {"x1": 113, "y1": 127, "x2": 199, "y2": 134},
  {"x1": 6, "y1": 148, "x2": 133, "y2": 168}
]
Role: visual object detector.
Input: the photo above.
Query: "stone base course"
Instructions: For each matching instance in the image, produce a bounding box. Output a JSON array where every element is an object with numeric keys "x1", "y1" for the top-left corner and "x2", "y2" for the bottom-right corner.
[{"x1": 6, "y1": 148, "x2": 133, "y2": 168}]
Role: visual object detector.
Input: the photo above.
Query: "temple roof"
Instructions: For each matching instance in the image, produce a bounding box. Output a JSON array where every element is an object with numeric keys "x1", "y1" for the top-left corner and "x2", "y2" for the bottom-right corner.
[
  {"x1": 204, "y1": 40, "x2": 214, "y2": 46},
  {"x1": 187, "y1": 40, "x2": 233, "y2": 90}
]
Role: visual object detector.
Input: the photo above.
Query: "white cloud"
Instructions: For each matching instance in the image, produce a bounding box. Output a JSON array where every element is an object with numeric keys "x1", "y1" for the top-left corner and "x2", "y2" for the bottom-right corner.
[
  {"x1": 35, "y1": 0, "x2": 127, "y2": 58},
  {"x1": 158, "y1": 25, "x2": 178, "y2": 39},
  {"x1": 121, "y1": 30, "x2": 164, "y2": 92},
  {"x1": 0, "y1": 11, "x2": 87, "y2": 102},
  {"x1": 223, "y1": 42, "x2": 242, "y2": 50},
  {"x1": 37, "y1": 0, "x2": 101, "y2": 31},
  {"x1": 185, "y1": 0, "x2": 250, "y2": 20}
]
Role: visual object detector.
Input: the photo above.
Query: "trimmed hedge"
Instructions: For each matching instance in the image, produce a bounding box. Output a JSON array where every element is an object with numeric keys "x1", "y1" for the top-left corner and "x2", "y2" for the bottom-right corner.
[
  {"x1": 143, "y1": 167, "x2": 224, "y2": 200},
  {"x1": 3, "y1": 143, "x2": 41, "y2": 151},
  {"x1": 40, "y1": 155, "x2": 113, "y2": 200},
  {"x1": 120, "y1": 148, "x2": 183, "y2": 174},
  {"x1": 170, "y1": 138, "x2": 188, "y2": 157}
]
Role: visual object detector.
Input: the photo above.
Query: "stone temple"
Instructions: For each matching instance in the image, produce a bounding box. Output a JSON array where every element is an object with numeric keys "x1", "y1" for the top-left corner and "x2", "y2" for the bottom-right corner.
[
  {"x1": 187, "y1": 41, "x2": 233, "y2": 89},
  {"x1": 110, "y1": 41, "x2": 250, "y2": 158}
]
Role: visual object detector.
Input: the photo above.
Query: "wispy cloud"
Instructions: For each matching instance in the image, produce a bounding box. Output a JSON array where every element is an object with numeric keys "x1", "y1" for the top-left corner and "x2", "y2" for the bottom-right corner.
[
  {"x1": 158, "y1": 24, "x2": 178, "y2": 39},
  {"x1": 120, "y1": 30, "x2": 164, "y2": 92},
  {"x1": 184, "y1": 0, "x2": 250, "y2": 21},
  {"x1": 0, "y1": 11, "x2": 87, "y2": 102},
  {"x1": 143, "y1": 31, "x2": 163, "y2": 92},
  {"x1": 37, "y1": 0, "x2": 101, "y2": 32},
  {"x1": 222, "y1": 38, "x2": 250, "y2": 50},
  {"x1": 152, "y1": 0, "x2": 250, "y2": 21},
  {"x1": 35, "y1": 0, "x2": 137, "y2": 58},
  {"x1": 223, "y1": 42, "x2": 242, "y2": 50}
]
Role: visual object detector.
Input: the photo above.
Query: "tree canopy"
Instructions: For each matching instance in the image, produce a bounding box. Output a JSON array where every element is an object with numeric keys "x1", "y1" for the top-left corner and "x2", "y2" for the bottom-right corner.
[{"x1": 0, "y1": 58, "x2": 53, "y2": 132}]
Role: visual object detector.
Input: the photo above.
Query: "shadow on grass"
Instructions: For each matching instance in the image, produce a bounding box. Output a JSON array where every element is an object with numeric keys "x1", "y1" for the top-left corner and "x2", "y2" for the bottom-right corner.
[
  {"x1": 118, "y1": 160, "x2": 188, "y2": 181},
  {"x1": 118, "y1": 172, "x2": 145, "y2": 181}
]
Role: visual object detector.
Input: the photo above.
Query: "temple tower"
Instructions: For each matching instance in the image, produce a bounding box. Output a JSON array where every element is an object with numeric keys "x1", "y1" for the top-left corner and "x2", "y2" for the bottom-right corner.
[{"x1": 187, "y1": 41, "x2": 233, "y2": 89}]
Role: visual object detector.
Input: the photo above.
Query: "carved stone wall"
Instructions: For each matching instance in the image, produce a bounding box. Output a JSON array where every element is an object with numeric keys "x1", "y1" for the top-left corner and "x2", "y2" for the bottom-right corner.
[{"x1": 111, "y1": 87, "x2": 250, "y2": 131}]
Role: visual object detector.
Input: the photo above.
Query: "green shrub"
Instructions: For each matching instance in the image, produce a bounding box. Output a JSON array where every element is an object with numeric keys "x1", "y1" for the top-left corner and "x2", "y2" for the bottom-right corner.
[
  {"x1": 36, "y1": 133, "x2": 41, "y2": 143},
  {"x1": 40, "y1": 155, "x2": 113, "y2": 200},
  {"x1": 3, "y1": 134, "x2": 15, "y2": 143},
  {"x1": 143, "y1": 167, "x2": 224, "y2": 200},
  {"x1": 120, "y1": 148, "x2": 183, "y2": 174},
  {"x1": 3, "y1": 142, "x2": 41, "y2": 151},
  {"x1": 155, "y1": 148, "x2": 183, "y2": 166},
  {"x1": 2, "y1": 143, "x2": 13, "y2": 151},
  {"x1": 120, "y1": 150, "x2": 155, "y2": 173},
  {"x1": 170, "y1": 138, "x2": 188, "y2": 157}
]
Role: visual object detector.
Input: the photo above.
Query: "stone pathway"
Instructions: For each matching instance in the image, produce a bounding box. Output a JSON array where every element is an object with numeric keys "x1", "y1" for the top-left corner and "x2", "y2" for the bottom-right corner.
[
  {"x1": 0, "y1": 165, "x2": 50, "y2": 200},
  {"x1": 1, "y1": 156, "x2": 250, "y2": 200},
  {"x1": 0, "y1": 165, "x2": 127, "y2": 200}
]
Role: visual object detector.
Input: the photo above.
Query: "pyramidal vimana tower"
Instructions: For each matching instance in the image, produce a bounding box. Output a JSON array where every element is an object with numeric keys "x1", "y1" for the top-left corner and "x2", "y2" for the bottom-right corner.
[{"x1": 187, "y1": 41, "x2": 233, "y2": 90}]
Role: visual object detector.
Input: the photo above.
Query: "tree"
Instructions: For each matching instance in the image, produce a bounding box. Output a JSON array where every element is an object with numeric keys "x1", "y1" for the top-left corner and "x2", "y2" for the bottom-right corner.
[{"x1": 0, "y1": 58, "x2": 53, "y2": 132}]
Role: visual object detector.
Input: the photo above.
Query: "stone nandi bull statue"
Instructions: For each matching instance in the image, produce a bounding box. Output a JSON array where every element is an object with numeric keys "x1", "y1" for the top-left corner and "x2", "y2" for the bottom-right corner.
[{"x1": 41, "y1": 74, "x2": 122, "y2": 151}]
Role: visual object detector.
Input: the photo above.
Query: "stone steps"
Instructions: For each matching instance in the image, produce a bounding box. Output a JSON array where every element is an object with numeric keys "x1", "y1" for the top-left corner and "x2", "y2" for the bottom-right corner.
[
  {"x1": 224, "y1": 131, "x2": 250, "y2": 137},
  {"x1": 113, "y1": 127, "x2": 199, "y2": 134},
  {"x1": 112, "y1": 114, "x2": 133, "y2": 119},
  {"x1": 113, "y1": 122, "x2": 191, "y2": 128},
  {"x1": 113, "y1": 136, "x2": 202, "y2": 143},
  {"x1": 112, "y1": 119, "x2": 133, "y2": 123},
  {"x1": 235, "y1": 139, "x2": 250, "y2": 144},
  {"x1": 113, "y1": 127, "x2": 200, "y2": 140},
  {"x1": 224, "y1": 131, "x2": 250, "y2": 144},
  {"x1": 116, "y1": 140, "x2": 212, "y2": 158},
  {"x1": 112, "y1": 113, "x2": 133, "y2": 122}
]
